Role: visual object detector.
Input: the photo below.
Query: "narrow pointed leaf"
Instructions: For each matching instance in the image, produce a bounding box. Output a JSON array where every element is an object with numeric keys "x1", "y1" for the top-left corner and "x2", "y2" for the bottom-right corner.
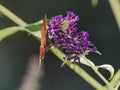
[
  {"x1": 50, "y1": 47, "x2": 106, "y2": 90},
  {"x1": 25, "y1": 19, "x2": 50, "y2": 40},
  {"x1": 0, "y1": 20, "x2": 45, "y2": 42},
  {"x1": 25, "y1": 20, "x2": 43, "y2": 31},
  {"x1": 98, "y1": 64, "x2": 114, "y2": 80},
  {"x1": 26, "y1": 19, "x2": 50, "y2": 32},
  {"x1": 80, "y1": 56, "x2": 95, "y2": 67}
]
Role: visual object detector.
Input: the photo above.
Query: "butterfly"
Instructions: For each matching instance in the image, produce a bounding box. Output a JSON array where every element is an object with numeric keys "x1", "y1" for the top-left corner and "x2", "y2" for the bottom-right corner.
[{"x1": 39, "y1": 15, "x2": 48, "y2": 68}]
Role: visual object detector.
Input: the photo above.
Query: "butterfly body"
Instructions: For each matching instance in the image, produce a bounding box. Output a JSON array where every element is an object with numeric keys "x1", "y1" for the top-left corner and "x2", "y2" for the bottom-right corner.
[{"x1": 39, "y1": 15, "x2": 47, "y2": 68}]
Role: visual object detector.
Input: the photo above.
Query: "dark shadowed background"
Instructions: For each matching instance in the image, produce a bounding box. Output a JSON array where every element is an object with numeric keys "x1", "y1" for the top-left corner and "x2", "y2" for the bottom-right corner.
[{"x1": 0, "y1": 0, "x2": 120, "y2": 90}]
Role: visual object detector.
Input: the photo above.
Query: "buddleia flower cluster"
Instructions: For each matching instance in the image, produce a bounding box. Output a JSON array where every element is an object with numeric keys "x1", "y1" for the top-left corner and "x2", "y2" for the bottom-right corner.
[{"x1": 48, "y1": 12, "x2": 98, "y2": 62}]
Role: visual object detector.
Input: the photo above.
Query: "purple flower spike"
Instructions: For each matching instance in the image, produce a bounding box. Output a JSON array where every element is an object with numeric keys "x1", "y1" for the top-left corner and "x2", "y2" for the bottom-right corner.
[{"x1": 48, "y1": 12, "x2": 98, "y2": 62}]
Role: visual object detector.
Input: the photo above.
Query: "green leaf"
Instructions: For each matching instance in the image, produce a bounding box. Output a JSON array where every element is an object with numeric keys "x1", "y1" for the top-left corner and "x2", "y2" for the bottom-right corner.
[
  {"x1": 26, "y1": 19, "x2": 50, "y2": 31},
  {"x1": 80, "y1": 55, "x2": 95, "y2": 67},
  {"x1": 25, "y1": 20, "x2": 43, "y2": 32},
  {"x1": 25, "y1": 20, "x2": 43, "y2": 40},
  {"x1": 0, "y1": 27, "x2": 21, "y2": 41},
  {"x1": 0, "y1": 20, "x2": 46, "y2": 42},
  {"x1": 25, "y1": 19, "x2": 50, "y2": 40}
]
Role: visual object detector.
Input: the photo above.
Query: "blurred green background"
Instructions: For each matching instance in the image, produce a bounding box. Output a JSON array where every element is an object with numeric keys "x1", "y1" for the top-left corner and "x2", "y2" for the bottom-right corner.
[{"x1": 0, "y1": 0, "x2": 120, "y2": 90}]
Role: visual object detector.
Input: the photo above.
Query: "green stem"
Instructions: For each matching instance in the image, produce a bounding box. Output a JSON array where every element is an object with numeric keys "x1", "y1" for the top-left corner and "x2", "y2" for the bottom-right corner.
[
  {"x1": 93, "y1": 67, "x2": 114, "y2": 90},
  {"x1": 0, "y1": 4, "x2": 27, "y2": 26},
  {"x1": 50, "y1": 47, "x2": 106, "y2": 90},
  {"x1": 0, "y1": 4, "x2": 107, "y2": 90},
  {"x1": 0, "y1": 4, "x2": 37, "y2": 38},
  {"x1": 82, "y1": 57, "x2": 114, "y2": 89},
  {"x1": 111, "y1": 69, "x2": 120, "y2": 83},
  {"x1": 110, "y1": 69, "x2": 120, "y2": 90},
  {"x1": 108, "y1": 0, "x2": 120, "y2": 30}
]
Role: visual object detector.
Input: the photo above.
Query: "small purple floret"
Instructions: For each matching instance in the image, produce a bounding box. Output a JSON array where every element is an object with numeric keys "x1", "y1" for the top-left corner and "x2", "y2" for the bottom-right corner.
[{"x1": 48, "y1": 12, "x2": 98, "y2": 62}]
